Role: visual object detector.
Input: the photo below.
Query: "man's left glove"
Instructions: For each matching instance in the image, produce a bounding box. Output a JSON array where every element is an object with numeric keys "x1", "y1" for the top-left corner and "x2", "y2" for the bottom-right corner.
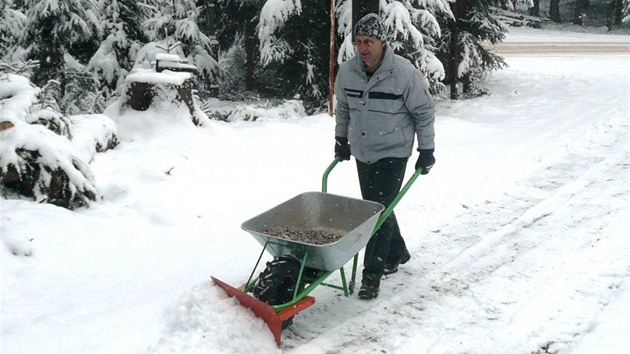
[
  {"x1": 334, "y1": 136, "x2": 351, "y2": 161},
  {"x1": 415, "y1": 149, "x2": 435, "y2": 175}
]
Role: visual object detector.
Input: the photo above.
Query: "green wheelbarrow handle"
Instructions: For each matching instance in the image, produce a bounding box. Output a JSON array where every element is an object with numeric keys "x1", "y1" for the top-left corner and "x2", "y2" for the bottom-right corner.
[{"x1": 321, "y1": 156, "x2": 423, "y2": 232}]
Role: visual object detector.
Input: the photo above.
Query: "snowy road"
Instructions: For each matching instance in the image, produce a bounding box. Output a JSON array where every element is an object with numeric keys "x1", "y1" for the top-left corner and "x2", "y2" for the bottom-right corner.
[
  {"x1": 489, "y1": 26, "x2": 630, "y2": 54},
  {"x1": 492, "y1": 41, "x2": 630, "y2": 54}
]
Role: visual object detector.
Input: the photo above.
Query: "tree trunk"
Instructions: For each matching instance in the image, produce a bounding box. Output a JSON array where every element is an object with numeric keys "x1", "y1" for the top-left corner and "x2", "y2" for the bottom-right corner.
[
  {"x1": 352, "y1": 0, "x2": 380, "y2": 30},
  {"x1": 449, "y1": 0, "x2": 468, "y2": 100},
  {"x1": 613, "y1": 0, "x2": 624, "y2": 26},
  {"x1": 529, "y1": 0, "x2": 540, "y2": 17},
  {"x1": 244, "y1": 13, "x2": 257, "y2": 91},
  {"x1": 462, "y1": 75, "x2": 472, "y2": 95},
  {"x1": 197, "y1": 0, "x2": 216, "y2": 37},
  {"x1": 603, "y1": 0, "x2": 624, "y2": 30},
  {"x1": 549, "y1": 0, "x2": 561, "y2": 23},
  {"x1": 573, "y1": 0, "x2": 589, "y2": 25},
  {"x1": 449, "y1": 20, "x2": 459, "y2": 100}
]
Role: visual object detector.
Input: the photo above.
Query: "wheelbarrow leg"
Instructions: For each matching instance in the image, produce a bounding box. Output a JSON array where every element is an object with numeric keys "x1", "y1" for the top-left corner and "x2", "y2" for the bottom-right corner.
[{"x1": 338, "y1": 255, "x2": 358, "y2": 296}]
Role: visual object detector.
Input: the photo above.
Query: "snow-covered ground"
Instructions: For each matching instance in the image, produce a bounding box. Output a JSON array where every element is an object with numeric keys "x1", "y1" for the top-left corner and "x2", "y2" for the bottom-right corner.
[{"x1": 2, "y1": 27, "x2": 629, "y2": 353}]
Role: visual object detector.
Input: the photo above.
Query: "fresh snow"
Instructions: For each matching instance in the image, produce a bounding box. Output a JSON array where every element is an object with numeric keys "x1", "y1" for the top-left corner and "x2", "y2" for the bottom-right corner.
[{"x1": 1, "y1": 27, "x2": 629, "y2": 354}]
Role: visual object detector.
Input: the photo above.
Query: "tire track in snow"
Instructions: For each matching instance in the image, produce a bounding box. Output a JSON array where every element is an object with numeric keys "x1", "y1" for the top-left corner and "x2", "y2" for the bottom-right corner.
[
  {"x1": 282, "y1": 118, "x2": 629, "y2": 353},
  {"x1": 410, "y1": 142, "x2": 630, "y2": 353},
  {"x1": 436, "y1": 145, "x2": 627, "y2": 284}
]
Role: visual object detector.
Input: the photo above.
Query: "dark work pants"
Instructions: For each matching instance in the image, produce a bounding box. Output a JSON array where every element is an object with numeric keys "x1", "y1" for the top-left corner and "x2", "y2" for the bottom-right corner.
[{"x1": 356, "y1": 157, "x2": 409, "y2": 283}]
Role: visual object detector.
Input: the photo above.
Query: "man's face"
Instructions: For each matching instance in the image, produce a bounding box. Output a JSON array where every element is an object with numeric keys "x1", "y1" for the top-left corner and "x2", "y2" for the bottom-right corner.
[{"x1": 355, "y1": 34, "x2": 385, "y2": 71}]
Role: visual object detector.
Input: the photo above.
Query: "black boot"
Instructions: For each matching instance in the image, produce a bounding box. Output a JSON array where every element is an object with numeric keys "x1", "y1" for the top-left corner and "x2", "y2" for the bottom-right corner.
[
  {"x1": 383, "y1": 249, "x2": 411, "y2": 275},
  {"x1": 358, "y1": 278, "x2": 380, "y2": 300}
]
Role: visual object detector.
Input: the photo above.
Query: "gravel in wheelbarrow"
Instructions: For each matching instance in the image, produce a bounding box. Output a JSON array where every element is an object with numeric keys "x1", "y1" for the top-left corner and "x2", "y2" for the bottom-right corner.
[{"x1": 262, "y1": 225, "x2": 344, "y2": 245}]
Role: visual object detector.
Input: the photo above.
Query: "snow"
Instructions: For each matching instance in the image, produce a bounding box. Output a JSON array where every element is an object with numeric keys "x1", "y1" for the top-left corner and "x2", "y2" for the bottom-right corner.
[
  {"x1": 155, "y1": 53, "x2": 183, "y2": 62},
  {"x1": 258, "y1": 0, "x2": 303, "y2": 65},
  {"x1": 0, "y1": 74, "x2": 38, "y2": 122},
  {"x1": 2, "y1": 27, "x2": 630, "y2": 353},
  {"x1": 126, "y1": 69, "x2": 192, "y2": 85}
]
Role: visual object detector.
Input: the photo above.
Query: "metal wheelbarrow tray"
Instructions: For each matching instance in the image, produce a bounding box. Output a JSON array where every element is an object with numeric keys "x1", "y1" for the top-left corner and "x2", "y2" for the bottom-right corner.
[{"x1": 241, "y1": 191, "x2": 385, "y2": 272}]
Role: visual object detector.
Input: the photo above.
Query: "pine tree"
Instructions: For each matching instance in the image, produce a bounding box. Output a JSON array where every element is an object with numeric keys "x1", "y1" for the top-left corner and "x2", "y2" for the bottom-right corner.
[
  {"x1": 573, "y1": 0, "x2": 589, "y2": 25},
  {"x1": 87, "y1": 0, "x2": 151, "y2": 91},
  {"x1": 375, "y1": 1, "x2": 450, "y2": 88},
  {"x1": 216, "y1": 0, "x2": 516, "y2": 106},
  {"x1": 435, "y1": 0, "x2": 509, "y2": 99},
  {"x1": 218, "y1": 0, "x2": 450, "y2": 108},
  {"x1": 215, "y1": 0, "x2": 263, "y2": 93},
  {"x1": 335, "y1": 0, "x2": 451, "y2": 96},
  {"x1": 216, "y1": 35, "x2": 247, "y2": 98},
  {"x1": 255, "y1": 0, "x2": 452, "y2": 109},
  {"x1": 0, "y1": 1, "x2": 26, "y2": 61},
  {"x1": 549, "y1": 0, "x2": 561, "y2": 23},
  {"x1": 20, "y1": 0, "x2": 102, "y2": 88},
  {"x1": 144, "y1": 0, "x2": 218, "y2": 94},
  {"x1": 258, "y1": 0, "x2": 332, "y2": 111},
  {"x1": 608, "y1": 0, "x2": 626, "y2": 27}
]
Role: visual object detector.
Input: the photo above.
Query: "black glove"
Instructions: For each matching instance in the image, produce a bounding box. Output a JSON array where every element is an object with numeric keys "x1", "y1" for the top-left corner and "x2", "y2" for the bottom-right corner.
[
  {"x1": 415, "y1": 149, "x2": 435, "y2": 175},
  {"x1": 334, "y1": 136, "x2": 351, "y2": 161}
]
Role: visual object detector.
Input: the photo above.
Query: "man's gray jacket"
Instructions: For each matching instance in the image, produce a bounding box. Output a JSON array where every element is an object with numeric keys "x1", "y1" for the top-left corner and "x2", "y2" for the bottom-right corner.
[{"x1": 334, "y1": 44, "x2": 435, "y2": 164}]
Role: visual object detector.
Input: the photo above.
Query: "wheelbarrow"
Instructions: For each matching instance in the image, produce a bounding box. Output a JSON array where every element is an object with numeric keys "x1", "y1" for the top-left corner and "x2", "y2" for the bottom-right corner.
[{"x1": 212, "y1": 157, "x2": 423, "y2": 346}]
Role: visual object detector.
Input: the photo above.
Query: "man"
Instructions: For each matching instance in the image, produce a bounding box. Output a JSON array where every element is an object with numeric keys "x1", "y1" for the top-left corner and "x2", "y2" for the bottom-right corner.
[{"x1": 334, "y1": 13, "x2": 436, "y2": 300}]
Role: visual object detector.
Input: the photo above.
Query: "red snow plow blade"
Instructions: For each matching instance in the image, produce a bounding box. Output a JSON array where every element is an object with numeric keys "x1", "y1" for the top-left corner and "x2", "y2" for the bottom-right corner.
[{"x1": 211, "y1": 276, "x2": 315, "y2": 346}]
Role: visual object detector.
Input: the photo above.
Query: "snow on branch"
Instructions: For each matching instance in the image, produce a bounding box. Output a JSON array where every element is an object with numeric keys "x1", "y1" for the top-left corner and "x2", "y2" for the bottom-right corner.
[
  {"x1": 407, "y1": 0, "x2": 453, "y2": 20},
  {"x1": 258, "y1": 0, "x2": 303, "y2": 65}
]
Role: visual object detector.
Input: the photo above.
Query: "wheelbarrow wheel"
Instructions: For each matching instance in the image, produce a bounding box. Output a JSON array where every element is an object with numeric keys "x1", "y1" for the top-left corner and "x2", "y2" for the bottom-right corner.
[{"x1": 253, "y1": 256, "x2": 305, "y2": 329}]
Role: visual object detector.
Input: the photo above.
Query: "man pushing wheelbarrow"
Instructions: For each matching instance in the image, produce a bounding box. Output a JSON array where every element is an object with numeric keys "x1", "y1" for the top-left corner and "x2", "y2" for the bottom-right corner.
[
  {"x1": 212, "y1": 13, "x2": 436, "y2": 346},
  {"x1": 333, "y1": 13, "x2": 436, "y2": 300}
]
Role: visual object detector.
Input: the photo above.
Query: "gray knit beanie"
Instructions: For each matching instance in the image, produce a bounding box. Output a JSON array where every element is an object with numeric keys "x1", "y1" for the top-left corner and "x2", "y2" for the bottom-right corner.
[{"x1": 354, "y1": 13, "x2": 386, "y2": 41}]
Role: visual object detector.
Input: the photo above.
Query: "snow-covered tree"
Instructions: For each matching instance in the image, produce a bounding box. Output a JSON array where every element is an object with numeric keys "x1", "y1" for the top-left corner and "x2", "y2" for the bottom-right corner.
[
  {"x1": 549, "y1": 0, "x2": 561, "y2": 22},
  {"x1": 435, "y1": 0, "x2": 512, "y2": 99},
  {"x1": 216, "y1": 35, "x2": 248, "y2": 99},
  {"x1": 143, "y1": 0, "x2": 218, "y2": 94},
  {"x1": 624, "y1": 0, "x2": 630, "y2": 24},
  {"x1": 20, "y1": 0, "x2": 102, "y2": 88},
  {"x1": 0, "y1": 1, "x2": 26, "y2": 62},
  {"x1": 573, "y1": 0, "x2": 589, "y2": 25},
  {"x1": 257, "y1": 0, "x2": 333, "y2": 111},
  {"x1": 215, "y1": 0, "x2": 264, "y2": 93},
  {"x1": 337, "y1": 0, "x2": 511, "y2": 99},
  {"x1": 253, "y1": 0, "x2": 452, "y2": 110},
  {"x1": 86, "y1": 0, "x2": 151, "y2": 92},
  {"x1": 334, "y1": 0, "x2": 451, "y2": 95}
]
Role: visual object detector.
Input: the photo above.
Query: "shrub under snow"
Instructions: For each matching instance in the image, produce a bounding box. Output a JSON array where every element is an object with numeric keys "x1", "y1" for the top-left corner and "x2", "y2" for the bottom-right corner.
[{"x1": 0, "y1": 73, "x2": 117, "y2": 210}]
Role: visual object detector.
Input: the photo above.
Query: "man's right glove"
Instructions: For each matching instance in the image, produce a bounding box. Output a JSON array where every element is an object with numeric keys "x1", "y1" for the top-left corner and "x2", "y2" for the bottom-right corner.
[
  {"x1": 334, "y1": 136, "x2": 351, "y2": 161},
  {"x1": 415, "y1": 149, "x2": 435, "y2": 175}
]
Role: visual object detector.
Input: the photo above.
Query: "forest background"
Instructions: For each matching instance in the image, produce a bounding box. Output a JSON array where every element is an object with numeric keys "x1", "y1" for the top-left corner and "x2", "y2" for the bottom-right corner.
[
  {"x1": 2, "y1": 0, "x2": 629, "y2": 115},
  {"x1": 0, "y1": 0, "x2": 629, "y2": 211}
]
